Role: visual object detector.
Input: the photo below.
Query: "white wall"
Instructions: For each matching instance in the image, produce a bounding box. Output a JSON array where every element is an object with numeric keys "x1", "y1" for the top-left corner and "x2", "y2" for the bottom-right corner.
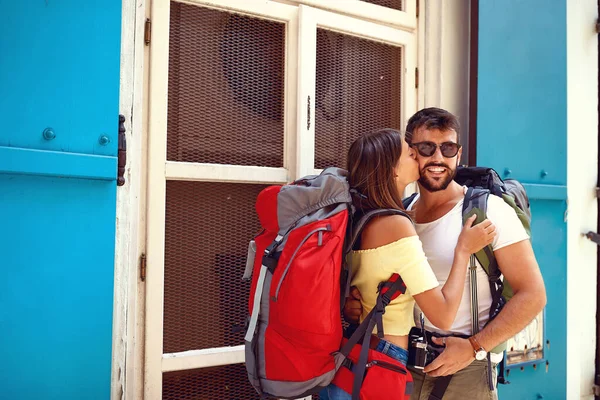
[
  {"x1": 566, "y1": 0, "x2": 598, "y2": 398},
  {"x1": 419, "y1": 0, "x2": 470, "y2": 156}
]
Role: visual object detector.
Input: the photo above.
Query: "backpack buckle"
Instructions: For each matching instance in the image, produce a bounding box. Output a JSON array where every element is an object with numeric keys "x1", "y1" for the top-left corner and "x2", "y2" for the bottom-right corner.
[{"x1": 262, "y1": 252, "x2": 280, "y2": 273}]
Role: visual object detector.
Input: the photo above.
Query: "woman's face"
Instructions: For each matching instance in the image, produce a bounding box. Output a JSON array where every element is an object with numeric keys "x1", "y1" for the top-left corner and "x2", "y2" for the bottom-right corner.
[{"x1": 395, "y1": 139, "x2": 419, "y2": 187}]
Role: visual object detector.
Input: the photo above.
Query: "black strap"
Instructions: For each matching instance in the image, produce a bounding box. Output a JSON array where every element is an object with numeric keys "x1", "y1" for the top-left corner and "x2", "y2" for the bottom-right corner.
[
  {"x1": 341, "y1": 204, "x2": 355, "y2": 310},
  {"x1": 349, "y1": 208, "x2": 412, "y2": 252},
  {"x1": 428, "y1": 375, "x2": 452, "y2": 400},
  {"x1": 351, "y1": 313, "x2": 380, "y2": 400},
  {"x1": 486, "y1": 354, "x2": 494, "y2": 391},
  {"x1": 497, "y1": 357, "x2": 510, "y2": 384},
  {"x1": 402, "y1": 192, "x2": 418, "y2": 209},
  {"x1": 340, "y1": 276, "x2": 407, "y2": 357},
  {"x1": 338, "y1": 276, "x2": 407, "y2": 400}
]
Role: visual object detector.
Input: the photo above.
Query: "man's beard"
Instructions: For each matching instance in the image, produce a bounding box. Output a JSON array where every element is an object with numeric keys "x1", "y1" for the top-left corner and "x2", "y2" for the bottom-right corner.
[{"x1": 418, "y1": 162, "x2": 458, "y2": 192}]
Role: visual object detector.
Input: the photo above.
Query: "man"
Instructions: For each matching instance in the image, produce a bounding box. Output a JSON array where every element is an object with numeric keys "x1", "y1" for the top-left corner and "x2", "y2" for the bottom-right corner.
[{"x1": 344, "y1": 107, "x2": 546, "y2": 399}]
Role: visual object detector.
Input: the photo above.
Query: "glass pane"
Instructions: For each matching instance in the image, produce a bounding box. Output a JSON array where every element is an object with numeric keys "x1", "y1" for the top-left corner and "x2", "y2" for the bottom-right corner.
[
  {"x1": 314, "y1": 29, "x2": 402, "y2": 169},
  {"x1": 163, "y1": 181, "x2": 267, "y2": 352},
  {"x1": 168, "y1": 2, "x2": 285, "y2": 167}
]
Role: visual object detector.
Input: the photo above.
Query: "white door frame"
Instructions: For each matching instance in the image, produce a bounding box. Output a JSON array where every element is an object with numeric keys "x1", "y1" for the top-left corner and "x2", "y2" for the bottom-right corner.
[{"x1": 113, "y1": 0, "x2": 149, "y2": 398}]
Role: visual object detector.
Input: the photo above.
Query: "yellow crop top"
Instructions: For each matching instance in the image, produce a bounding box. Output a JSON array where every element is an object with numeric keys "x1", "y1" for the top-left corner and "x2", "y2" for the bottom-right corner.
[{"x1": 350, "y1": 235, "x2": 439, "y2": 336}]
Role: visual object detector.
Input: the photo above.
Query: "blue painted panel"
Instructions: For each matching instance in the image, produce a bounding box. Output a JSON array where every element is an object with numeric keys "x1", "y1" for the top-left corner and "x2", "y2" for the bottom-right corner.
[
  {"x1": 477, "y1": 1, "x2": 567, "y2": 398},
  {"x1": 0, "y1": 0, "x2": 121, "y2": 156},
  {"x1": 501, "y1": 199, "x2": 567, "y2": 398},
  {"x1": 0, "y1": 1, "x2": 121, "y2": 398},
  {"x1": 522, "y1": 183, "x2": 567, "y2": 201},
  {"x1": 0, "y1": 145, "x2": 117, "y2": 180},
  {"x1": 0, "y1": 174, "x2": 116, "y2": 400},
  {"x1": 478, "y1": 0, "x2": 567, "y2": 185}
]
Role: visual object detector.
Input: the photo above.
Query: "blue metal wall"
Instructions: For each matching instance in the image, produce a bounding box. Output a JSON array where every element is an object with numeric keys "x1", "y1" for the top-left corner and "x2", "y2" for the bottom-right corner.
[
  {"x1": 477, "y1": 0, "x2": 567, "y2": 398},
  {"x1": 0, "y1": 1, "x2": 121, "y2": 398}
]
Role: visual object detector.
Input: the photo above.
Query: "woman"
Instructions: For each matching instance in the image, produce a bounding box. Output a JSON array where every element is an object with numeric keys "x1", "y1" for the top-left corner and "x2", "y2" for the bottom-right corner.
[{"x1": 325, "y1": 128, "x2": 496, "y2": 399}]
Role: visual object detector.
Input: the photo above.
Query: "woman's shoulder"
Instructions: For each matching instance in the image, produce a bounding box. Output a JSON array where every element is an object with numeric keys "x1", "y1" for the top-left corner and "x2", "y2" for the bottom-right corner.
[{"x1": 360, "y1": 213, "x2": 417, "y2": 250}]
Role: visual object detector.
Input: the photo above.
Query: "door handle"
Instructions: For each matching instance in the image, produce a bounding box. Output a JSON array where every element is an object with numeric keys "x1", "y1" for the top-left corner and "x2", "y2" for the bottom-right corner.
[{"x1": 584, "y1": 231, "x2": 600, "y2": 245}]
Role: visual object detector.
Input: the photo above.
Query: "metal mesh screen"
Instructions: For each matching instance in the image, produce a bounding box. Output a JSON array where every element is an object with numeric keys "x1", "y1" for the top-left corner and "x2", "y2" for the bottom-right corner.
[
  {"x1": 361, "y1": 0, "x2": 403, "y2": 10},
  {"x1": 163, "y1": 181, "x2": 267, "y2": 353},
  {"x1": 163, "y1": 365, "x2": 321, "y2": 400},
  {"x1": 314, "y1": 29, "x2": 402, "y2": 169},
  {"x1": 163, "y1": 364, "x2": 273, "y2": 400},
  {"x1": 168, "y1": 2, "x2": 285, "y2": 167}
]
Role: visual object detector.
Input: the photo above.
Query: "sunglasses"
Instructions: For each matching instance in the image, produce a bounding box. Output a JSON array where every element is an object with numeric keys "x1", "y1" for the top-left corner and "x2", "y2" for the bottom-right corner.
[{"x1": 410, "y1": 141, "x2": 462, "y2": 158}]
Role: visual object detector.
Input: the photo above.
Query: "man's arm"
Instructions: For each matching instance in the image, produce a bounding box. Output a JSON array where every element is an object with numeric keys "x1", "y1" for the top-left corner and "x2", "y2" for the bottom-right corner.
[
  {"x1": 473, "y1": 239, "x2": 546, "y2": 350},
  {"x1": 424, "y1": 239, "x2": 546, "y2": 377}
]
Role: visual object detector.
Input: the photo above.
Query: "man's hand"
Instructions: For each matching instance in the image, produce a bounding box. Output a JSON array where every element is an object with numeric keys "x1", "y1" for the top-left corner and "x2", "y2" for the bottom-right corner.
[
  {"x1": 343, "y1": 286, "x2": 363, "y2": 324},
  {"x1": 423, "y1": 337, "x2": 475, "y2": 377}
]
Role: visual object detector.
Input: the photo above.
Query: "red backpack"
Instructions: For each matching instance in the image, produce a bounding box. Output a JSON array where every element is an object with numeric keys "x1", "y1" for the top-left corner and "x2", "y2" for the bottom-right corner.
[{"x1": 244, "y1": 167, "x2": 413, "y2": 400}]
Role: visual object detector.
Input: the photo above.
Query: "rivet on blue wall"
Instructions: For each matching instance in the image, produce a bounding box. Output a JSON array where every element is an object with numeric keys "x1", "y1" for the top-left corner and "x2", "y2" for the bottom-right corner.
[
  {"x1": 98, "y1": 135, "x2": 110, "y2": 146},
  {"x1": 42, "y1": 127, "x2": 56, "y2": 141}
]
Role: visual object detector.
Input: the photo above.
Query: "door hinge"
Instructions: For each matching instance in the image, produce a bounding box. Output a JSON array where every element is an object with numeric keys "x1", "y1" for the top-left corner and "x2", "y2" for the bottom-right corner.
[
  {"x1": 144, "y1": 18, "x2": 152, "y2": 45},
  {"x1": 415, "y1": 67, "x2": 419, "y2": 89},
  {"x1": 593, "y1": 384, "x2": 600, "y2": 396},
  {"x1": 140, "y1": 253, "x2": 146, "y2": 282},
  {"x1": 416, "y1": 0, "x2": 419, "y2": 18},
  {"x1": 584, "y1": 231, "x2": 600, "y2": 245},
  {"x1": 596, "y1": 19, "x2": 600, "y2": 33},
  {"x1": 596, "y1": 187, "x2": 600, "y2": 198},
  {"x1": 117, "y1": 114, "x2": 127, "y2": 186}
]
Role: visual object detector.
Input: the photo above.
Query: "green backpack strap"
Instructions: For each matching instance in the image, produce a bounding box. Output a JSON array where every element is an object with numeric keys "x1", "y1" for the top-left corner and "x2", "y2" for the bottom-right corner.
[
  {"x1": 501, "y1": 193, "x2": 532, "y2": 237},
  {"x1": 462, "y1": 188, "x2": 508, "y2": 354}
]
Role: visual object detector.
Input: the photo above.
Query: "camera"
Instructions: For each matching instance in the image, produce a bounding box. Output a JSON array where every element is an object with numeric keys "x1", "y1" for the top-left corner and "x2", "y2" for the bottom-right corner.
[
  {"x1": 407, "y1": 329, "x2": 441, "y2": 369},
  {"x1": 407, "y1": 315, "x2": 445, "y2": 369}
]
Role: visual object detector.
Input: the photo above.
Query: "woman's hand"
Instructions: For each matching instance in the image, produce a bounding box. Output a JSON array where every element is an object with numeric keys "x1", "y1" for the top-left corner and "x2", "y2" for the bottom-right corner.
[{"x1": 456, "y1": 215, "x2": 496, "y2": 255}]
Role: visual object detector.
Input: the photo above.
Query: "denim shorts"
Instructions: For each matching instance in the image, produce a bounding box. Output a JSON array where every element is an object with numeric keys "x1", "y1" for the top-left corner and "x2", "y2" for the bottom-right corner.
[{"x1": 322, "y1": 339, "x2": 409, "y2": 400}]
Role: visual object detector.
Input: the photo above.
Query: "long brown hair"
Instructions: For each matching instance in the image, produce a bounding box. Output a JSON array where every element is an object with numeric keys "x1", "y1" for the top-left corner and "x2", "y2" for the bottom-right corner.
[{"x1": 347, "y1": 128, "x2": 407, "y2": 212}]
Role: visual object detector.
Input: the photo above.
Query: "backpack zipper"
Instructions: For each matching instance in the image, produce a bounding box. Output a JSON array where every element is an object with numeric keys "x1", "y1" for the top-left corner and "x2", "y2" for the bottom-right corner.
[
  {"x1": 365, "y1": 359, "x2": 407, "y2": 375},
  {"x1": 273, "y1": 225, "x2": 331, "y2": 301}
]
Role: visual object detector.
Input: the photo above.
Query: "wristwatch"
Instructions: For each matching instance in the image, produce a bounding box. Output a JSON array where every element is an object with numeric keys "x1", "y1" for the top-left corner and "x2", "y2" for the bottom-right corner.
[{"x1": 468, "y1": 336, "x2": 487, "y2": 360}]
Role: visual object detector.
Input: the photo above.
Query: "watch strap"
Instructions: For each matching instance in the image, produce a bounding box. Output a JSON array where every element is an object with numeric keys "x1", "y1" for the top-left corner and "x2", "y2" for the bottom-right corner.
[{"x1": 469, "y1": 336, "x2": 485, "y2": 353}]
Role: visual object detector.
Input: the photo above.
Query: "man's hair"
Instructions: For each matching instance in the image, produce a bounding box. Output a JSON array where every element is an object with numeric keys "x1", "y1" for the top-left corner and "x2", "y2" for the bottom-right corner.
[
  {"x1": 346, "y1": 128, "x2": 406, "y2": 212},
  {"x1": 405, "y1": 107, "x2": 460, "y2": 145}
]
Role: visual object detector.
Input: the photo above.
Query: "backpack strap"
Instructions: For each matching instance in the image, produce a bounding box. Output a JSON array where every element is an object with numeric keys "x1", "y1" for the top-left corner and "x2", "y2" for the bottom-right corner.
[
  {"x1": 347, "y1": 208, "x2": 412, "y2": 253},
  {"x1": 428, "y1": 375, "x2": 453, "y2": 400},
  {"x1": 462, "y1": 188, "x2": 503, "y2": 320},
  {"x1": 402, "y1": 192, "x2": 418, "y2": 210},
  {"x1": 463, "y1": 188, "x2": 508, "y2": 355},
  {"x1": 338, "y1": 274, "x2": 407, "y2": 400}
]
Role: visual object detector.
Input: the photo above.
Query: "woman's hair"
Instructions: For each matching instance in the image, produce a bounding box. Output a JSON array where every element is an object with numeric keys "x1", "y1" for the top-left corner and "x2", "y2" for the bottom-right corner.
[{"x1": 347, "y1": 128, "x2": 407, "y2": 212}]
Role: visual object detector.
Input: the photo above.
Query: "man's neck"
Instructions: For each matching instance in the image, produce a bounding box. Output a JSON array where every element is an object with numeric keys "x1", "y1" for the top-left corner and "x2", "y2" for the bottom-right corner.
[{"x1": 413, "y1": 181, "x2": 464, "y2": 223}]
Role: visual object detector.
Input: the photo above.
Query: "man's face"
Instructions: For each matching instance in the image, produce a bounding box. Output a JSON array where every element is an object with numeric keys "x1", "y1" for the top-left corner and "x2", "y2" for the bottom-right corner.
[{"x1": 411, "y1": 128, "x2": 462, "y2": 192}]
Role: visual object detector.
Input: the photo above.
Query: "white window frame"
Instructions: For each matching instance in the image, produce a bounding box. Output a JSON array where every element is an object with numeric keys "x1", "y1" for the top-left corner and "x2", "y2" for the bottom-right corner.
[
  {"x1": 296, "y1": 5, "x2": 417, "y2": 177},
  {"x1": 286, "y1": 0, "x2": 416, "y2": 30}
]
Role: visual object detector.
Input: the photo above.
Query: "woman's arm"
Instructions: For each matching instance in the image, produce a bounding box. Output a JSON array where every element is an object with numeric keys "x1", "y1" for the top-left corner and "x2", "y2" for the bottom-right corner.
[
  {"x1": 411, "y1": 247, "x2": 470, "y2": 330},
  {"x1": 362, "y1": 214, "x2": 495, "y2": 330}
]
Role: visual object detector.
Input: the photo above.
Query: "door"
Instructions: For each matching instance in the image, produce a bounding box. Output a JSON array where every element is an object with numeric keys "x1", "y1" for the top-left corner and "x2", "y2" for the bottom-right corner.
[
  {"x1": 0, "y1": 1, "x2": 122, "y2": 399},
  {"x1": 475, "y1": 0, "x2": 567, "y2": 397},
  {"x1": 144, "y1": 0, "x2": 416, "y2": 398}
]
